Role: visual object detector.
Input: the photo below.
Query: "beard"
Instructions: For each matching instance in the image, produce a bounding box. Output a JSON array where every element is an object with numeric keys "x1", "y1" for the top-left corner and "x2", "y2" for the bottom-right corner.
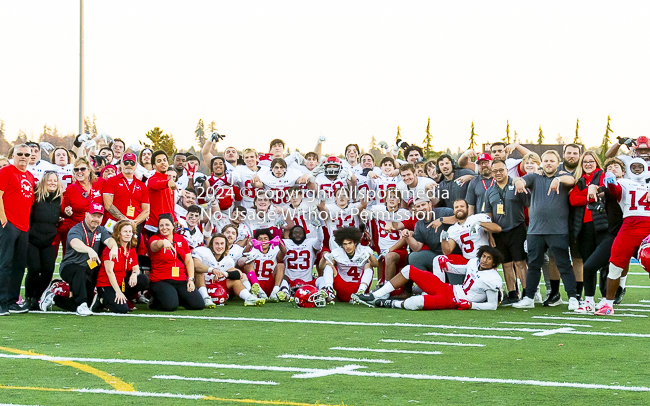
[{"x1": 564, "y1": 159, "x2": 579, "y2": 170}]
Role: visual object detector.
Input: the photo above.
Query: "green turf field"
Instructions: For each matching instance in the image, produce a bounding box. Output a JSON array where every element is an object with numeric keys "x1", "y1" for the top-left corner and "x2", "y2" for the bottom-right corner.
[{"x1": 1, "y1": 266, "x2": 649, "y2": 406}]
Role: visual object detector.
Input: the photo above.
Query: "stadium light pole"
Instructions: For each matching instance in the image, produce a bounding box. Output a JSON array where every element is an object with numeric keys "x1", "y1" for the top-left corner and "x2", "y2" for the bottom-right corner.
[{"x1": 79, "y1": 0, "x2": 84, "y2": 135}]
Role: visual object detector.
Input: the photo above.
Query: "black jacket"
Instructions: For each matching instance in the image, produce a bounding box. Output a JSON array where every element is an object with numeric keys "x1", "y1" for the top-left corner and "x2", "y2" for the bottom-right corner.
[{"x1": 29, "y1": 193, "x2": 62, "y2": 247}]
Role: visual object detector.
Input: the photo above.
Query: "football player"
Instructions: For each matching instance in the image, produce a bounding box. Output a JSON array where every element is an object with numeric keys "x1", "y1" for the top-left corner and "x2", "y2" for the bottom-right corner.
[
  {"x1": 255, "y1": 158, "x2": 311, "y2": 208},
  {"x1": 353, "y1": 245, "x2": 504, "y2": 311},
  {"x1": 317, "y1": 227, "x2": 377, "y2": 303},
  {"x1": 314, "y1": 156, "x2": 356, "y2": 204},
  {"x1": 233, "y1": 148, "x2": 262, "y2": 209},
  {"x1": 283, "y1": 225, "x2": 324, "y2": 289},
  {"x1": 237, "y1": 228, "x2": 289, "y2": 302},
  {"x1": 319, "y1": 186, "x2": 367, "y2": 252},
  {"x1": 192, "y1": 233, "x2": 265, "y2": 307}
]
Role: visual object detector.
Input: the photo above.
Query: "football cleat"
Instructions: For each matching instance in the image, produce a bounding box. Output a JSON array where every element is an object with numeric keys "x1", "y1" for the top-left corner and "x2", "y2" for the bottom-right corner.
[
  {"x1": 543, "y1": 292, "x2": 563, "y2": 307},
  {"x1": 137, "y1": 291, "x2": 151, "y2": 304},
  {"x1": 277, "y1": 290, "x2": 290, "y2": 302},
  {"x1": 268, "y1": 293, "x2": 280, "y2": 303},
  {"x1": 594, "y1": 304, "x2": 615, "y2": 316},
  {"x1": 351, "y1": 293, "x2": 376, "y2": 307},
  {"x1": 573, "y1": 301, "x2": 595, "y2": 315},
  {"x1": 595, "y1": 297, "x2": 608, "y2": 310},
  {"x1": 244, "y1": 295, "x2": 265, "y2": 307},
  {"x1": 512, "y1": 297, "x2": 535, "y2": 309},
  {"x1": 456, "y1": 299, "x2": 472, "y2": 310},
  {"x1": 257, "y1": 289, "x2": 268, "y2": 300},
  {"x1": 250, "y1": 283, "x2": 261, "y2": 296},
  {"x1": 614, "y1": 287, "x2": 626, "y2": 305},
  {"x1": 204, "y1": 297, "x2": 217, "y2": 309},
  {"x1": 323, "y1": 286, "x2": 337, "y2": 304},
  {"x1": 374, "y1": 299, "x2": 395, "y2": 308}
]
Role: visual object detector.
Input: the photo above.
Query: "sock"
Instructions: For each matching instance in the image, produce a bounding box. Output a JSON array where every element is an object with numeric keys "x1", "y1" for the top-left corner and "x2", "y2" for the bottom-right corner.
[
  {"x1": 243, "y1": 280, "x2": 252, "y2": 290},
  {"x1": 239, "y1": 289, "x2": 251, "y2": 300},
  {"x1": 323, "y1": 266, "x2": 334, "y2": 287},
  {"x1": 271, "y1": 286, "x2": 280, "y2": 296},
  {"x1": 550, "y1": 279, "x2": 560, "y2": 296},
  {"x1": 280, "y1": 279, "x2": 290, "y2": 290},
  {"x1": 247, "y1": 270, "x2": 259, "y2": 285},
  {"x1": 198, "y1": 286, "x2": 209, "y2": 300},
  {"x1": 392, "y1": 300, "x2": 404, "y2": 309},
  {"x1": 508, "y1": 290, "x2": 518, "y2": 299},
  {"x1": 315, "y1": 276, "x2": 325, "y2": 289},
  {"x1": 585, "y1": 296, "x2": 594, "y2": 304},
  {"x1": 373, "y1": 282, "x2": 395, "y2": 300},
  {"x1": 605, "y1": 299, "x2": 614, "y2": 307},
  {"x1": 576, "y1": 282, "x2": 583, "y2": 298},
  {"x1": 620, "y1": 276, "x2": 627, "y2": 289}
]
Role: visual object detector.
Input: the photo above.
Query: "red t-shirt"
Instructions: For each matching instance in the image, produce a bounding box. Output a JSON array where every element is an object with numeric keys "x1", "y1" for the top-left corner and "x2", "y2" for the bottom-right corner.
[
  {"x1": 62, "y1": 180, "x2": 103, "y2": 224},
  {"x1": 96, "y1": 246, "x2": 138, "y2": 288},
  {"x1": 146, "y1": 172, "x2": 176, "y2": 228},
  {"x1": 103, "y1": 174, "x2": 150, "y2": 221},
  {"x1": 148, "y1": 234, "x2": 190, "y2": 282},
  {"x1": 0, "y1": 165, "x2": 35, "y2": 232}
]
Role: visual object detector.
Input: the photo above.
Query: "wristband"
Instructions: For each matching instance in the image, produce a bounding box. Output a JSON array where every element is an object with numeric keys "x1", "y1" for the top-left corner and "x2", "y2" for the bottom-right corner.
[
  {"x1": 188, "y1": 277, "x2": 195, "y2": 281},
  {"x1": 227, "y1": 270, "x2": 241, "y2": 280}
]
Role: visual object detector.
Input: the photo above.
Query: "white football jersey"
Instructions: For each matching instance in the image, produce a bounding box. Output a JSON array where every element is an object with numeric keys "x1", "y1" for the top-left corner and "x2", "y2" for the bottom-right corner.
[
  {"x1": 448, "y1": 214, "x2": 492, "y2": 259},
  {"x1": 233, "y1": 165, "x2": 261, "y2": 209},
  {"x1": 325, "y1": 203, "x2": 361, "y2": 251},
  {"x1": 314, "y1": 173, "x2": 346, "y2": 204},
  {"x1": 283, "y1": 238, "x2": 322, "y2": 282},
  {"x1": 251, "y1": 245, "x2": 281, "y2": 283},
  {"x1": 369, "y1": 205, "x2": 410, "y2": 254},
  {"x1": 258, "y1": 167, "x2": 302, "y2": 207},
  {"x1": 505, "y1": 158, "x2": 524, "y2": 179},
  {"x1": 616, "y1": 179, "x2": 650, "y2": 218},
  {"x1": 228, "y1": 243, "x2": 245, "y2": 263},
  {"x1": 396, "y1": 177, "x2": 435, "y2": 205},
  {"x1": 179, "y1": 226, "x2": 205, "y2": 249},
  {"x1": 287, "y1": 200, "x2": 320, "y2": 238},
  {"x1": 373, "y1": 173, "x2": 401, "y2": 205},
  {"x1": 331, "y1": 245, "x2": 373, "y2": 283},
  {"x1": 452, "y1": 258, "x2": 502, "y2": 303},
  {"x1": 244, "y1": 208, "x2": 280, "y2": 234},
  {"x1": 135, "y1": 164, "x2": 155, "y2": 182},
  {"x1": 191, "y1": 246, "x2": 235, "y2": 283},
  {"x1": 51, "y1": 163, "x2": 74, "y2": 187},
  {"x1": 27, "y1": 160, "x2": 53, "y2": 182}
]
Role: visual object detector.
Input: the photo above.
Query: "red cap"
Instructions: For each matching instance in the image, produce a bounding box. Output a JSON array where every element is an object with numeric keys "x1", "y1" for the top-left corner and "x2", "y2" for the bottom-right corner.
[
  {"x1": 637, "y1": 136, "x2": 650, "y2": 149},
  {"x1": 88, "y1": 203, "x2": 104, "y2": 215},
  {"x1": 477, "y1": 153, "x2": 493, "y2": 162},
  {"x1": 122, "y1": 152, "x2": 137, "y2": 162}
]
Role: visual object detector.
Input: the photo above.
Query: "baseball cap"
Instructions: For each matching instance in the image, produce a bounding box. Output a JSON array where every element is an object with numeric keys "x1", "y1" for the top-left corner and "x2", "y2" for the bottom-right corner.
[
  {"x1": 636, "y1": 136, "x2": 650, "y2": 149},
  {"x1": 477, "y1": 153, "x2": 493, "y2": 162},
  {"x1": 88, "y1": 203, "x2": 105, "y2": 215},
  {"x1": 122, "y1": 152, "x2": 137, "y2": 162}
]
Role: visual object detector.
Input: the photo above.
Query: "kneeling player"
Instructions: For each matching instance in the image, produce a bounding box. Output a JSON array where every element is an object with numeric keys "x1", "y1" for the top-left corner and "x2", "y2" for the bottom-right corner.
[
  {"x1": 192, "y1": 234, "x2": 265, "y2": 307},
  {"x1": 283, "y1": 225, "x2": 324, "y2": 291},
  {"x1": 317, "y1": 227, "x2": 377, "y2": 303},
  {"x1": 353, "y1": 246, "x2": 503, "y2": 311}
]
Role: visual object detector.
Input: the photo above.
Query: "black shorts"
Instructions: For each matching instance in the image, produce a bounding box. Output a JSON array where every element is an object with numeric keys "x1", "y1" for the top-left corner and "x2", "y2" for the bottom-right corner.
[{"x1": 494, "y1": 222, "x2": 527, "y2": 263}]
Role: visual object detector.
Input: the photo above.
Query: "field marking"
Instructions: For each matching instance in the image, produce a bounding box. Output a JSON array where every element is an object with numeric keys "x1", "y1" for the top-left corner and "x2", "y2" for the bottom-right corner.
[
  {"x1": 292, "y1": 365, "x2": 364, "y2": 379},
  {"x1": 617, "y1": 285, "x2": 650, "y2": 289},
  {"x1": 531, "y1": 327, "x2": 575, "y2": 336},
  {"x1": 153, "y1": 374, "x2": 279, "y2": 385},
  {"x1": 277, "y1": 354, "x2": 392, "y2": 364},
  {"x1": 627, "y1": 272, "x2": 648, "y2": 275},
  {"x1": 0, "y1": 384, "x2": 337, "y2": 405},
  {"x1": 560, "y1": 312, "x2": 648, "y2": 318},
  {"x1": 423, "y1": 332, "x2": 523, "y2": 340},
  {"x1": 610, "y1": 308, "x2": 650, "y2": 312},
  {"x1": 0, "y1": 345, "x2": 134, "y2": 392},
  {"x1": 532, "y1": 316, "x2": 621, "y2": 323},
  {"x1": 498, "y1": 322, "x2": 593, "y2": 328},
  {"x1": 379, "y1": 339, "x2": 484, "y2": 347},
  {"x1": 640, "y1": 300, "x2": 650, "y2": 303},
  {"x1": 616, "y1": 304, "x2": 650, "y2": 308},
  {"x1": 331, "y1": 346, "x2": 444, "y2": 354}
]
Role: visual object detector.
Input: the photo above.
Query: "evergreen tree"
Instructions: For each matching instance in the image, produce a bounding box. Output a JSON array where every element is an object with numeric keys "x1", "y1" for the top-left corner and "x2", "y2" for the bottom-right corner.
[
  {"x1": 207, "y1": 121, "x2": 218, "y2": 134},
  {"x1": 513, "y1": 130, "x2": 519, "y2": 144},
  {"x1": 574, "y1": 118, "x2": 580, "y2": 144},
  {"x1": 537, "y1": 126, "x2": 544, "y2": 144},
  {"x1": 469, "y1": 122, "x2": 478, "y2": 150},
  {"x1": 142, "y1": 127, "x2": 176, "y2": 157},
  {"x1": 0, "y1": 120, "x2": 9, "y2": 154},
  {"x1": 395, "y1": 126, "x2": 401, "y2": 142},
  {"x1": 195, "y1": 119, "x2": 206, "y2": 148},
  {"x1": 422, "y1": 117, "x2": 434, "y2": 159},
  {"x1": 369, "y1": 135, "x2": 377, "y2": 151},
  {"x1": 600, "y1": 115, "x2": 614, "y2": 161},
  {"x1": 502, "y1": 120, "x2": 511, "y2": 144}
]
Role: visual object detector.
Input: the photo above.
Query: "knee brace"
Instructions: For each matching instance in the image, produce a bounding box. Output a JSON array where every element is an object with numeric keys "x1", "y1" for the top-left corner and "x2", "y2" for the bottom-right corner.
[
  {"x1": 400, "y1": 265, "x2": 412, "y2": 279},
  {"x1": 608, "y1": 263, "x2": 623, "y2": 280}
]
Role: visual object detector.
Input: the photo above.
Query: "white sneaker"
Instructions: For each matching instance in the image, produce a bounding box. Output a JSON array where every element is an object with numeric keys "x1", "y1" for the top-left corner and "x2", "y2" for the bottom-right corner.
[
  {"x1": 595, "y1": 298, "x2": 607, "y2": 310},
  {"x1": 512, "y1": 297, "x2": 535, "y2": 309},
  {"x1": 268, "y1": 293, "x2": 279, "y2": 303},
  {"x1": 39, "y1": 291, "x2": 55, "y2": 312},
  {"x1": 573, "y1": 301, "x2": 595, "y2": 315},
  {"x1": 76, "y1": 302, "x2": 93, "y2": 316},
  {"x1": 534, "y1": 289, "x2": 543, "y2": 304},
  {"x1": 567, "y1": 297, "x2": 580, "y2": 311}
]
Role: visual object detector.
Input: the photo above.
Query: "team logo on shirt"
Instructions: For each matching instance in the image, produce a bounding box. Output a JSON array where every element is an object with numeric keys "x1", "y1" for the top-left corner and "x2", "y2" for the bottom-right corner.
[{"x1": 20, "y1": 178, "x2": 33, "y2": 198}]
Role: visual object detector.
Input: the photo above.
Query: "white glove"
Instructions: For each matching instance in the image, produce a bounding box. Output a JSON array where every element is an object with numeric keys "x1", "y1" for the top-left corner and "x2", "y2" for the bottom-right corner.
[
  {"x1": 469, "y1": 222, "x2": 481, "y2": 235},
  {"x1": 237, "y1": 228, "x2": 248, "y2": 241},
  {"x1": 100, "y1": 133, "x2": 113, "y2": 145},
  {"x1": 318, "y1": 135, "x2": 326, "y2": 144},
  {"x1": 339, "y1": 168, "x2": 350, "y2": 180},
  {"x1": 128, "y1": 143, "x2": 142, "y2": 153},
  {"x1": 39, "y1": 142, "x2": 55, "y2": 153},
  {"x1": 356, "y1": 252, "x2": 371, "y2": 265},
  {"x1": 275, "y1": 217, "x2": 287, "y2": 228},
  {"x1": 379, "y1": 141, "x2": 389, "y2": 150},
  {"x1": 294, "y1": 153, "x2": 305, "y2": 165},
  {"x1": 440, "y1": 230, "x2": 449, "y2": 242},
  {"x1": 244, "y1": 251, "x2": 260, "y2": 264},
  {"x1": 311, "y1": 163, "x2": 325, "y2": 176},
  {"x1": 83, "y1": 140, "x2": 97, "y2": 150},
  {"x1": 309, "y1": 217, "x2": 322, "y2": 228},
  {"x1": 391, "y1": 144, "x2": 400, "y2": 155},
  {"x1": 78, "y1": 133, "x2": 91, "y2": 143}
]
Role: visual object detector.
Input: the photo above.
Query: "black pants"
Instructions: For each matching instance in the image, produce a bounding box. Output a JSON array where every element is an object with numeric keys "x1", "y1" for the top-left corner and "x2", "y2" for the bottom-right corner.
[
  {"x1": 583, "y1": 234, "x2": 615, "y2": 297},
  {"x1": 525, "y1": 234, "x2": 577, "y2": 299},
  {"x1": 577, "y1": 222, "x2": 607, "y2": 263},
  {"x1": 150, "y1": 279, "x2": 204, "y2": 311},
  {"x1": 54, "y1": 263, "x2": 98, "y2": 312},
  {"x1": 97, "y1": 273, "x2": 150, "y2": 313},
  {"x1": 0, "y1": 222, "x2": 29, "y2": 307},
  {"x1": 25, "y1": 242, "x2": 58, "y2": 300}
]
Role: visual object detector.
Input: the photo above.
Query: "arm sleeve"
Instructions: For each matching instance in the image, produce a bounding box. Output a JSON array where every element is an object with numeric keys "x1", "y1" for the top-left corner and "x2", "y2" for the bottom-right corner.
[
  {"x1": 471, "y1": 289, "x2": 499, "y2": 310},
  {"x1": 569, "y1": 184, "x2": 589, "y2": 207},
  {"x1": 465, "y1": 179, "x2": 477, "y2": 206},
  {"x1": 148, "y1": 175, "x2": 168, "y2": 191}
]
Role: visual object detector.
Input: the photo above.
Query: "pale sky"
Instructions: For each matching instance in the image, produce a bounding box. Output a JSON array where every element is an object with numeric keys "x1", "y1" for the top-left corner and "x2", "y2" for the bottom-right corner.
[{"x1": 1, "y1": 0, "x2": 649, "y2": 155}]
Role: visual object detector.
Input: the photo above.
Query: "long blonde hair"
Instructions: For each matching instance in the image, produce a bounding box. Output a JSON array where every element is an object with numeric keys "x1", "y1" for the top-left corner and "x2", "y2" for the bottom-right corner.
[
  {"x1": 35, "y1": 171, "x2": 64, "y2": 202},
  {"x1": 74, "y1": 157, "x2": 97, "y2": 183},
  {"x1": 573, "y1": 151, "x2": 603, "y2": 180}
]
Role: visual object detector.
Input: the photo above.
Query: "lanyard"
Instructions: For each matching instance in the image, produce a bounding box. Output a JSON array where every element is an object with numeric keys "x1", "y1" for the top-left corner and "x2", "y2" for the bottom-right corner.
[
  {"x1": 120, "y1": 176, "x2": 137, "y2": 207},
  {"x1": 75, "y1": 181, "x2": 93, "y2": 200},
  {"x1": 81, "y1": 222, "x2": 98, "y2": 247},
  {"x1": 496, "y1": 180, "x2": 509, "y2": 205},
  {"x1": 481, "y1": 177, "x2": 495, "y2": 191}
]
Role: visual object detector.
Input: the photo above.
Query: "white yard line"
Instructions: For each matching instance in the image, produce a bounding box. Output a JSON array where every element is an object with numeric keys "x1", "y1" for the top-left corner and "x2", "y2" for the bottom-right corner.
[
  {"x1": 499, "y1": 321, "x2": 592, "y2": 328},
  {"x1": 378, "y1": 339, "x2": 484, "y2": 347},
  {"x1": 532, "y1": 316, "x2": 621, "y2": 323},
  {"x1": 423, "y1": 332, "x2": 523, "y2": 340},
  {"x1": 330, "y1": 346, "x2": 444, "y2": 354},
  {"x1": 152, "y1": 374, "x2": 279, "y2": 385},
  {"x1": 560, "y1": 312, "x2": 648, "y2": 318},
  {"x1": 277, "y1": 354, "x2": 392, "y2": 364},
  {"x1": 616, "y1": 304, "x2": 650, "y2": 308}
]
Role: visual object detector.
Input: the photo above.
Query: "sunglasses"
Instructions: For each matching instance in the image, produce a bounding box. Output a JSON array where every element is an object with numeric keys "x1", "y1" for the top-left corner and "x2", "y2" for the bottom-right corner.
[
  {"x1": 123, "y1": 160, "x2": 136, "y2": 166},
  {"x1": 15, "y1": 152, "x2": 30, "y2": 157},
  {"x1": 74, "y1": 167, "x2": 88, "y2": 173}
]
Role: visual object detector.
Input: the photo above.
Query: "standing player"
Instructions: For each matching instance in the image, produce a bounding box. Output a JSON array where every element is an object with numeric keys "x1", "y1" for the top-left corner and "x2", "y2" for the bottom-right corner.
[
  {"x1": 256, "y1": 158, "x2": 310, "y2": 208},
  {"x1": 596, "y1": 158, "x2": 650, "y2": 315},
  {"x1": 314, "y1": 156, "x2": 356, "y2": 204},
  {"x1": 317, "y1": 227, "x2": 377, "y2": 303},
  {"x1": 283, "y1": 225, "x2": 324, "y2": 289},
  {"x1": 50, "y1": 147, "x2": 75, "y2": 187},
  {"x1": 373, "y1": 157, "x2": 401, "y2": 206},
  {"x1": 433, "y1": 199, "x2": 501, "y2": 282},
  {"x1": 205, "y1": 156, "x2": 242, "y2": 213},
  {"x1": 233, "y1": 148, "x2": 261, "y2": 209},
  {"x1": 353, "y1": 246, "x2": 504, "y2": 311}
]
